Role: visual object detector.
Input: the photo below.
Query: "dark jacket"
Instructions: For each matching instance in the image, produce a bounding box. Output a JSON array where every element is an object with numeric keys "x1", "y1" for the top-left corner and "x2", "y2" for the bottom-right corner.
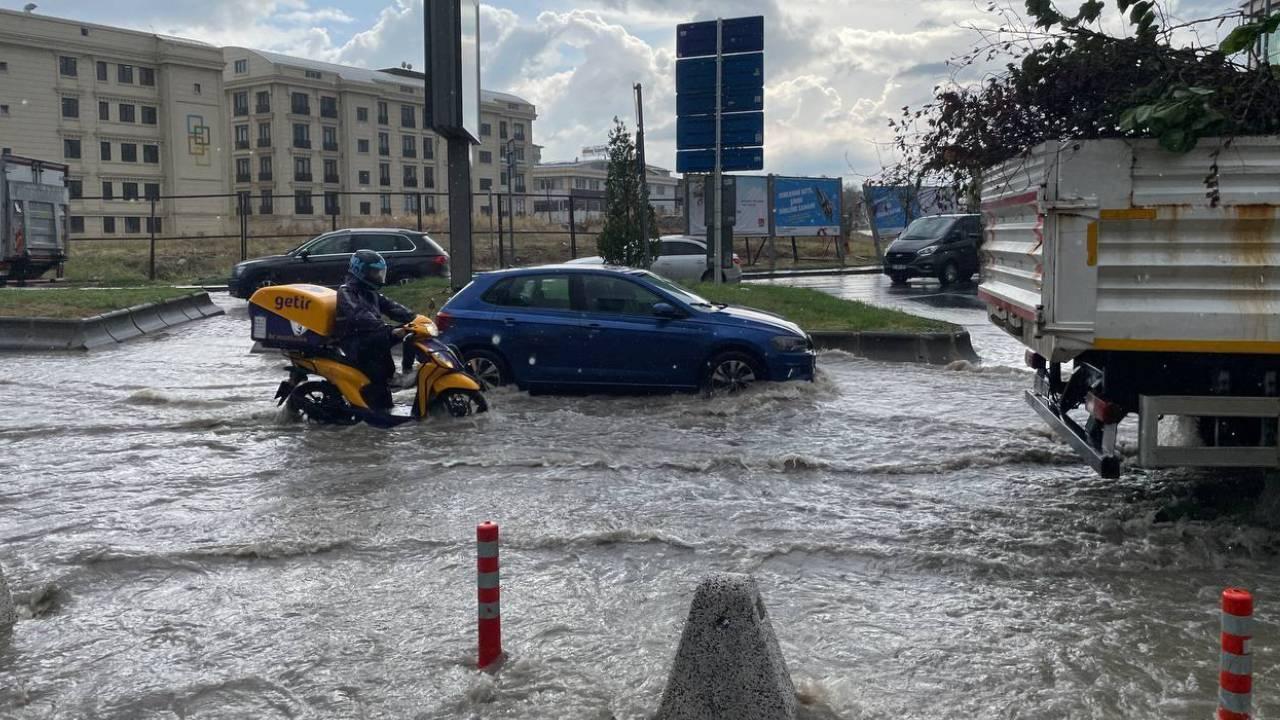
[{"x1": 335, "y1": 278, "x2": 416, "y2": 349}]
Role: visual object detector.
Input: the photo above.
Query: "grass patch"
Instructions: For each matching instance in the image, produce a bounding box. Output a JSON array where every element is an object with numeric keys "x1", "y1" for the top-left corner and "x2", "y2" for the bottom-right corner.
[
  {"x1": 689, "y1": 283, "x2": 950, "y2": 333},
  {"x1": 381, "y1": 277, "x2": 455, "y2": 316},
  {"x1": 0, "y1": 287, "x2": 196, "y2": 319}
]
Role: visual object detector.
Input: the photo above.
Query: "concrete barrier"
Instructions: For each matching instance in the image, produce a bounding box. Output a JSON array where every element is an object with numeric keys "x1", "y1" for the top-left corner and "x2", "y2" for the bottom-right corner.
[
  {"x1": 129, "y1": 303, "x2": 169, "y2": 333},
  {"x1": 810, "y1": 329, "x2": 980, "y2": 365},
  {"x1": 96, "y1": 308, "x2": 143, "y2": 343},
  {"x1": 190, "y1": 293, "x2": 225, "y2": 318},
  {"x1": 0, "y1": 292, "x2": 222, "y2": 352},
  {"x1": 174, "y1": 295, "x2": 204, "y2": 321},
  {"x1": 655, "y1": 573, "x2": 797, "y2": 720},
  {"x1": 0, "y1": 563, "x2": 14, "y2": 647},
  {"x1": 156, "y1": 301, "x2": 191, "y2": 327}
]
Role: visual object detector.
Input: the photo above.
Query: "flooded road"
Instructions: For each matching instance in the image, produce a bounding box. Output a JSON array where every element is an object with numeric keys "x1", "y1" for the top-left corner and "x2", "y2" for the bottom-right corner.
[{"x1": 1, "y1": 284, "x2": 1277, "y2": 719}]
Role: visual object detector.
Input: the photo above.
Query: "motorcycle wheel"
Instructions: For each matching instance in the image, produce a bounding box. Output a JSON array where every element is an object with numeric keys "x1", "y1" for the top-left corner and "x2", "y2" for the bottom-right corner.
[
  {"x1": 287, "y1": 380, "x2": 360, "y2": 425},
  {"x1": 438, "y1": 388, "x2": 488, "y2": 418}
]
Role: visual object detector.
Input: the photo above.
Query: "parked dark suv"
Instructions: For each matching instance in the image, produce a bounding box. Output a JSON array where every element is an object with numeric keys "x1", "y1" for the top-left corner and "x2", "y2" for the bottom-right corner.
[
  {"x1": 228, "y1": 228, "x2": 449, "y2": 298},
  {"x1": 883, "y1": 214, "x2": 983, "y2": 286}
]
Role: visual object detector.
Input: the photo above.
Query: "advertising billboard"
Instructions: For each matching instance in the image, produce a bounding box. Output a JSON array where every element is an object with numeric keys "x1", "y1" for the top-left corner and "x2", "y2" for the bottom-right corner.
[
  {"x1": 863, "y1": 185, "x2": 954, "y2": 238},
  {"x1": 688, "y1": 175, "x2": 769, "y2": 237},
  {"x1": 773, "y1": 177, "x2": 841, "y2": 236}
]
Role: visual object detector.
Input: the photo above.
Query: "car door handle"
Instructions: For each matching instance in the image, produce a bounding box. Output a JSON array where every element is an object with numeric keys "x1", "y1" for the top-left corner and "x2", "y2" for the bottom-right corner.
[{"x1": 503, "y1": 317, "x2": 518, "y2": 326}]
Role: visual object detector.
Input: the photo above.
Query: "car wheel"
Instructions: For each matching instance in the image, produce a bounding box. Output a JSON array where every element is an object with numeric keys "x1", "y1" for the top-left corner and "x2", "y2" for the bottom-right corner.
[
  {"x1": 463, "y1": 348, "x2": 510, "y2": 389},
  {"x1": 700, "y1": 269, "x2": 727, "y2": 283},
  {"x1": 939, "y1": 262, "x2": 960, "y2": 287},
  {"x1": 889, "y1": 272, "x2": 909, "y2": 285},
  {"x1": 255, "y1": 274, "x2": 277, "y2": 290},
  {"x1": 703, "y1": 350, "x2": 762, "y2": 396}
]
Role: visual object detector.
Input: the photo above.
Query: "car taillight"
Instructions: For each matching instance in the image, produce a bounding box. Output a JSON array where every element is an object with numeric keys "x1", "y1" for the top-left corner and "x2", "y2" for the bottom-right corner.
[
  {"x1": 433, "y1": 255, "x2": 449, "y2": 266},
  {"x1": 434, "y1": 310, "x2": 453, "y2": 333},
  {"x1": 1086, "y1": 393, "x2": 1125, "y2": 424},
  {"x1": 732, "y1": 253, "x2": 741, "y2": 266}
]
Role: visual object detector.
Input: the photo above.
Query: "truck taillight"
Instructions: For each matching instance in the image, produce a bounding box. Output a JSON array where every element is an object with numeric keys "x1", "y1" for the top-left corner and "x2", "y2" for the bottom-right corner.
[
  {"x1": 434, "y1": 310, "x2": 453, "y2": 333},
  {"x1": 1086, "y1": 393, "x2": 1125, "y2": 424}
]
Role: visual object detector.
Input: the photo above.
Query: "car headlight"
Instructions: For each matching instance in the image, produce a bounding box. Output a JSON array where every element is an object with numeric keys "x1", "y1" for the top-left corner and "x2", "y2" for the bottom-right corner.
[
  {"x1": 771, "y1": 335, "x2": 810, "y2": 352},
  {"x1": 917, "y1": 245, "x2": 938, "y2": 257},
  {"x1": 232, "y1": 264, "x2": 245, "y2": 277}
]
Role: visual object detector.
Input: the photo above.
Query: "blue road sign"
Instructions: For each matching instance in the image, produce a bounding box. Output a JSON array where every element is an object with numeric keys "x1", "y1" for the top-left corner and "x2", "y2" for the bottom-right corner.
[
  {"x1": 677, "y1": 87, "x2": 764, "y2": 116},
  {"x1": 676, "y1": 16, "x2": 764, "y2": 58},
  {"x1": 677, "y1": 113, "x2": 764, "y2": 150},
  {"x1": 676, "y1": 147, "x2": 764, "y2": 173},
  {"x1": 676, "y1": 53, "x2": 763, "y2": 94}
]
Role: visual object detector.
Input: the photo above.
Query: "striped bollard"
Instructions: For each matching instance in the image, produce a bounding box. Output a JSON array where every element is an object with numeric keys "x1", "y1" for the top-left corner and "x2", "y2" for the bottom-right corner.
[
  {"x1": 1218, "y1": 588, "x2": 1253, "y2": 720},
  {"x1": 477, "y1": 521, "x2": 503, "y2": 670}
]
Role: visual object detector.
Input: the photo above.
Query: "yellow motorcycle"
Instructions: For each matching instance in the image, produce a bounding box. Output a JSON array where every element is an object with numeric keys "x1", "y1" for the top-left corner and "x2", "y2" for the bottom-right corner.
[{"x1": 249, "y1": 284, "x2": 487, "y2": 427}]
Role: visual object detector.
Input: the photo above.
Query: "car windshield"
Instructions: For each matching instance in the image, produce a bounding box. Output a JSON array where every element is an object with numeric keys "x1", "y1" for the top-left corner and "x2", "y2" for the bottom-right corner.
[
  {"x1": 634, "y1": 271, "x2": 718, "y2": 308},
  {"x1": 898, "y1": 216, "x2": 956, "y2": 241}
]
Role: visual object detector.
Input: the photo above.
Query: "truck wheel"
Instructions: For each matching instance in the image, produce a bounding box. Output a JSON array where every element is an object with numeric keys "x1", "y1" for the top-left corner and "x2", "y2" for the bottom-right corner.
[
  {"x1": 889, "y1": 272, "x2": 909, "y2": 285},
  {"x1": 939, "y1": 262, "x2": 960, "y2": 287}
]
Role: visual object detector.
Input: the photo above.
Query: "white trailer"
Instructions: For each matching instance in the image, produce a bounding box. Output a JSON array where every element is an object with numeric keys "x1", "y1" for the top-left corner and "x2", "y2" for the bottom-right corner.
[
  {"x1": 1, "y1": 154, "x2": 70, "y2": 285},
  {"x1": 980, "y1": 136, "x2": 1280, "y2": 477}
]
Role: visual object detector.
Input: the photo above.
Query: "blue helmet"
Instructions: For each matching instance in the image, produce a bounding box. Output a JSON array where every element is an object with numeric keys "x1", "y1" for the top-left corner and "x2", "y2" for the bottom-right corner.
[{"x1": 348, "y1": 249, "x2": 388, "y2": 288}]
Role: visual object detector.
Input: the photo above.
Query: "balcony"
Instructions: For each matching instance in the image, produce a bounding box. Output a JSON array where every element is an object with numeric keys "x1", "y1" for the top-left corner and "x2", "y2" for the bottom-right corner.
[
  {"x1": 322, "y1": 142, "x2": 339, "y2": 152},
  {"x1": 235, "y1": 173, "x2": 251, "y2": 183},
  {"x1": 233, "y1": 106, "x2": 249, "y2": 117},
  {"x1": 514, "y1": 132, "x2": 526, "y2": 141},
  {"x1": 402, "y1": 150, "x2": 416, "y2": 159},
  {"x1": 257, "y1": 137, "x2": 271, "y2": 148},
  {"x1": 293, "y1": 139, "x2": 311, "y2": 149},
  {"x1": 259, "y1": 171, "x2": 273, "y2": 182},
  {"x1": 377, "y1": 115, "x2": 389, "y2": 125},
  {"x1": 321, "y1": 108, "x2": 338, "y2": 120},
  {"x1": 235, "y1": 140, "x2": 250, "y2": 150},
  {"x1": 379, "y1": 177, "x2": 391, "y2": 187},
  {"x1": 378, "y1": 147, "x2": 390, "y2": 157},
  {"x1": 403, "y1": 177, "x2": 418, "y2": 188},
  {"x1": 255, "y1": 104, "x2": 271, "y2": 114},
  {"x1": 291, "y1": 104, "x2": 311, "y2": 116},
  {"x1": 324, "y1": 174, "x2": 339, "y2": 184},
  {"x1": 294, "y1": 172, "x2": 313, "y2": 182}
]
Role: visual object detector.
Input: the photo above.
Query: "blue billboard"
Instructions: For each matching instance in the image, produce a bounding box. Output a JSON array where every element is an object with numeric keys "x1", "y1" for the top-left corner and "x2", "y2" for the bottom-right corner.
[
  {"x1": 863, "y1": 185, "x2": 955, "y2": 237},
  {"x1": 773, "y1": 177, "x2": 841, "y2": 236}
]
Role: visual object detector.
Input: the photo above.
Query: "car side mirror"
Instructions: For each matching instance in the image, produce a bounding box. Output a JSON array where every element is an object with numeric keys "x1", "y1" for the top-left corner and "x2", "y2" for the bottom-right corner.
[
  {"x1": 298, "y1": 249, "x2": 311, "y2": 261},
  {"x1": 653, "y1": 302, "x2": 683, "y2": 319}
]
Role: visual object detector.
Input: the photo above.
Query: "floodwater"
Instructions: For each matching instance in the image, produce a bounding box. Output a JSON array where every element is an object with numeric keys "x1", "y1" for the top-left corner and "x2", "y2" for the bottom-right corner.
[{"x1": 0, "y1": 283, "x2": 1276, "y2": 719}]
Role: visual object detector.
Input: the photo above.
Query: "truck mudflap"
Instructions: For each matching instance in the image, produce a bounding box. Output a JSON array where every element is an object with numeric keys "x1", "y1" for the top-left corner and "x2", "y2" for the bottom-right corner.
[
  {"x1": 1025, "y1": 389, "x2": 1122, "y2": 479},
  {"x1": 1137, "y1": 396, "x2": 1280, "y2": 470}
]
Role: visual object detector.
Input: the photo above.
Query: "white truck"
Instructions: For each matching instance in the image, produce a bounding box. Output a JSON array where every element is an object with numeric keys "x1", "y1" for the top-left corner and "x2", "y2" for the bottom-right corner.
[
  {"x1": 980, "y1": 136, "x2": 1280, "y2": 477},
  {"x1": 1, "y1": 154, "x2": 70, "y2": 286}
]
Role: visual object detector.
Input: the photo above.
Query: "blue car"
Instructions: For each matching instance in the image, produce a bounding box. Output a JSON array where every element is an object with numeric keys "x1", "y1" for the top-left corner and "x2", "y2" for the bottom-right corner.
[{"x1": 435, "y1": 265, "x2": 816, "y2": 393}]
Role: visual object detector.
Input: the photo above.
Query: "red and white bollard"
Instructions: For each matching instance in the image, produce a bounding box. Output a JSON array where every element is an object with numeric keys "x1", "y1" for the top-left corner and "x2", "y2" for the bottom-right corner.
[
  {"x1": 1218, "y1": 588, "x2": 1253, "y2": 720},
  {"x1": 476, "y1": 521, "x2": 503, "y2": 670}
]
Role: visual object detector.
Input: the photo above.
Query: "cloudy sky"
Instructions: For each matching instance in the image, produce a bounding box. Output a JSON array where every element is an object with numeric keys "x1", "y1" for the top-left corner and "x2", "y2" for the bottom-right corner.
[{"x1": 9, "y1": 0, "x2": 1234, "y2": 181}]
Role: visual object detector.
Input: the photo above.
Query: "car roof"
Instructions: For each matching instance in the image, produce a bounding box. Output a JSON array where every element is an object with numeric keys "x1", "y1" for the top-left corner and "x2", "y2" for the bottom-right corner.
[
  {"x1": 326, "y1": 227, "x2": 428, "y2": 233},
  {"x1": 478, "y1": 263, "x2": 649, "y2": 278}
]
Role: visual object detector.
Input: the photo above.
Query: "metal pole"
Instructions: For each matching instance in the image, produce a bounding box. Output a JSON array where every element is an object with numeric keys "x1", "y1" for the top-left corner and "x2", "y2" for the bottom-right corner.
[
  {"x1": 712, "y1": 18, "x2": 724, "y2": 285},
  {"x1": 506, "y1": 139, "x2": 516, "y2": 264},
  {"x1": 241, "y1": 194, "x2": 248, "y2": 261},
  {"x1": 496, "y1": 193, "x2": 505, "y2": 268},
  {"x1": 148, "y1": 196, "x2": 157, "y2": 281},
  {"x1": 569, "y1": 194, "x2": 577, "y2": 259},
  {"x1": 416, "y1": 192, "x2": 423, "y2": 231},
  {"x1": 634, "y1": 82, "x2": 651, "y2": 267},
  {"x1": 331, "y1": 194, "x2": 337, "y2": 232},
  {"x1": 487, "y1": 190, "x2": 495, "y2": 268}
]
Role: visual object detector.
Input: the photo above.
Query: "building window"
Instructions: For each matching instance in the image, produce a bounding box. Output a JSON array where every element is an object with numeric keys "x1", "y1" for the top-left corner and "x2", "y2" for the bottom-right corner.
[
  {"x1": 515, "y1": 174, "x2": 526, "y2": 192},
  {"x1": 125, "y1": 217, "x2": 141, "y2": 234},
  {"x1": 292, "y1": 123, "x2": 310, "y2": 149},
  {"x1": 377, "y1": 101, "x2": 388, "y2": 125},
  {"x1": 122, "y1": 182, "x2": 139, "y2": 200},
  {"x1": 404, "y1": 194, "x2": 418, "y2": 212},
  {"x1": 99, "y1": 141, "x2": 110, "y2": 161},
  {"x1": 140, "y1": 67, "x2": 155, "y2": 86},
  {"x1": 358, "y1": 170, "x2": 370, "y2": 185},
  {"x1": 234, "y1": 59, "x2": 248, "y2": 74},
  {"x1": 233, "y1": 92, "x2": 249, "y2": 116},
  {"x1": 402, "y1": 135, "x2": 416, "y2": 158},
  {"x1": 400, "y1": 105, "x2": 415, "y2": 128},
  {"x1": 117, "y1": 64, "x2": 133, "y2": 84},
  {"x1": 480, "y1": 122, "x2": 491, "y2": 137},
  {"x1": 479, "y1": 150, "x2": 492, "y2": 164},
  {"x1": 324, "y1": 191, "x2": 339, "y2": 215},
  {"x1": 193, "y1": 83, "x2": 201, "y2": 95},
  {"x1": 291, "y1": 92, "x2": 310, "y2": 115},
  {"x1": 403, "y1": 165, "x2": 417, "y2": 187},
  {"x1": 500, "y1": 171, "x2": 507, "y2": 186},
  {"x1": 63, "y1": 138, "x2": 81, "y2": 159},
  {"x1": 575, "y1": 178, "x2": 587, "y2": 189},
  {"x1": 68, "y1": 179, "x2": 82, "y2": 199},
  {"x1": 479, "y1": 178, "x2": 492, "y2": 191},
  {"x1": 320, "y1": 96, "x2": 338, "y2": 119},
  {"x1": 121, "y1": 143, "x2": 137, "y2": 163},
  {"x1": 378, "y1": 163, "x2": 390, "y2": 186},
  {"x1": 0, "y1": 106, "x2": 7, "y2": 117},
  {"x1": 360, "y1": 201, "x2": 371, "y2": 216},
  {"x1": 514, "y1": 147, "x2": 525, "y2": 162},
  {"x1": 425, "y1": 195, "x2": 436, "y2": 214},
  {"x1": 96, "y1": 61, "x2": 107, "y2": 82},
  {"x1": 378, "y1": 132, "x2": 390, "y2": 156},
  {"x1": 357, "y1": 138, "x2": 370, "y2": 153},
  {"x1": 295, "y1": 191, "x2": 314, "y2": 214},
  {"x1": 322, "y1": 126, "x2": 338, "y2": 151},
  {"x1": 69, "y1": 216, "x2": 84, "y2": 234},
  {"x1": 380, "y1": 194, "x2": 391, "y2": 215},
  {"x1": 59, "y1": 56, "x2": 77, "y2": 77},
  {"x1": 61, "y1": 97, "x2": 79, "y2": 119},
  {"x1": 323, "y1": 158, "x2": 338, "y2": 183},
  {"x1": 259, "y1": 154, "x2": 272, "y2": 180},
  {"x1": 145, "y1": 183, "x2": 160, "y2": 200},
  {"x1": 143, "y1": 145, "x2": 159, "y2": 164},
  {"x1": 357, "y1": 106, "x2": 369, "y2": 122},
  {"x1": 256, "y1": 91, "x2": 270, "y2": 113},
  {"x1": 119, "y1": 104, "x2": 135, "y2": 123},
  {"x1": 423, "y1": 137, "x2": 434, "y2": 160},
  {"x1": 260, "y1": 192, "x2": 274, "y2": 215},
  {"x1": 142, "y1": 106, "x2": 157, "y2": 125},
  {"x1": 101, "y1": 181, "x2": 113, "y2": 199},
  {"x1": 236, "y1": 191, "x2": 251, "y2": 215},
  {"x1": 514, "y1": 122, "x2": 525, "y2": 141},
  {"x1": 424, "y1": 166, "x2": 435, "y2": 189},
  {"x1": 499, "y1": 121, "x2": 507, "y2": 140},
  {"x1": 294, "y1": 156, "x2": 312, "y2": 182},
  {"x1": 145, "y1": 217, "x2": 162, "y2": 234},
  {"x1": 102, "y1": 217, "x2": 115, "y2": 234},
  {"x1": 257, "y1": 122, "x2": 271, "y2": 147},
  {"x1": 236, "y1": 157, "x2": 251, "y2": 182},
  {"x1": 305, "y1": 70, "x2": 322, "y2": 80}
]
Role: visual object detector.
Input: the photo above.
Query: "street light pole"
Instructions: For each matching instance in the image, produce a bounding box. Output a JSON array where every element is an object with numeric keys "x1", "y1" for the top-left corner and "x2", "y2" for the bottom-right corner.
[
  {"x1": 505, "y1": 137, "x2": 517, "y2": 264},
  {"x1": 634, "y1": 82, "x2": 651, "y2": 268}
]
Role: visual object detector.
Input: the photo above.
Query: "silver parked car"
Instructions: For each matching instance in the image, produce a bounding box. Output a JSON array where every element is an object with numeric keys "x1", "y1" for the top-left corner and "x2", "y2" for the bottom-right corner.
[{"x1": 567, "y1": 234, "x2": 743, "y2": 283}]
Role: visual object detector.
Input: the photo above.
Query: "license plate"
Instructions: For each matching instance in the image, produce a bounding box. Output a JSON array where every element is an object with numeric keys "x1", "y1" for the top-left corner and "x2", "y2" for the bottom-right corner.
[{"x1": 890, "y1": 264, "x2": 908, "y2": 270}]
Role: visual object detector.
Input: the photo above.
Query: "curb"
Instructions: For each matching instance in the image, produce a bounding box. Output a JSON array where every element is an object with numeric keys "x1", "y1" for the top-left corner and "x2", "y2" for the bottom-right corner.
[
  {"x1": 742, "y1": 265, "x2": 881, "y2": 280},
  {"x1": 0, "y1": 292, "x2": 226, "y2": 352},
  {"x1": 810, "y1": 329, "x2": 980, "y2": 365}
]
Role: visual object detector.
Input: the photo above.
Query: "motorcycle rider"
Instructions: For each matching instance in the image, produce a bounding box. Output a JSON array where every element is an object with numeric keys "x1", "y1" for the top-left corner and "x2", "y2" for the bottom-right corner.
[{"x1": 335, "y1": 249, "x2": 416, "y2": 410}]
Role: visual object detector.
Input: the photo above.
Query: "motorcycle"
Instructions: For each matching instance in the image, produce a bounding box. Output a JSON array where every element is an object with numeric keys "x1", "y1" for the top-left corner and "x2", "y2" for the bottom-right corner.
[{"x1": 249, "y1": 284, "x2": 487, "y2": 427}]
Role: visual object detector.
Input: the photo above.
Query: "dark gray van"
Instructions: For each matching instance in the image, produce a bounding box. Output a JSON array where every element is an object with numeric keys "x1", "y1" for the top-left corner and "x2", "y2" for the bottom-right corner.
[{"x1": 883, "y1": 213, "x2": 983, "y2": 286}]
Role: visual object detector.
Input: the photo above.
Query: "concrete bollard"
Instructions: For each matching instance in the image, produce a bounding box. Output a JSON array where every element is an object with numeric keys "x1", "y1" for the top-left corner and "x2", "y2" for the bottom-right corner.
[
  {"x1": 0, "y1": 563, "x2": 14, "y2": 645},
  {"x1": 655, "y1": 573, "x2": 797, "y2": 720}
]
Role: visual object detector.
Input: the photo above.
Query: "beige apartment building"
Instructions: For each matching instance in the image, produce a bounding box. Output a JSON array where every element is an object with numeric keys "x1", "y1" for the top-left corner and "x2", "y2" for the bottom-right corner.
[
  {"x1": 222, "y1": 50, "x2": 536, "y2": 228},
  {"x1": 0, "y1": 8, "x2": 229, "y2": 238},
  {"x1": 530, "y1": 159, "x2": 680, "y2": 223}
]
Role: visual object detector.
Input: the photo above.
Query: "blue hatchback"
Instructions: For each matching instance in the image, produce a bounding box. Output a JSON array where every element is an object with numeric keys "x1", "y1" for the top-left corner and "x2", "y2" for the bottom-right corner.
[{"x1": 436, "y1": 266, "x2": 816, "y2": 393}]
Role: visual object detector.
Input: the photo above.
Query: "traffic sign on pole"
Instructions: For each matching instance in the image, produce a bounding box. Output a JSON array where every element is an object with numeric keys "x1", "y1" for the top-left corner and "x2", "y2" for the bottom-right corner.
[
  {"x1": 677, "y1": 113, "x2": 764, "y2": 150},
  {"x1": 676, "y1": 16, "x2": 763, "y2": 57},
  {"x1": 676, "y1": 53, "x2": 763, "y2": 94}
]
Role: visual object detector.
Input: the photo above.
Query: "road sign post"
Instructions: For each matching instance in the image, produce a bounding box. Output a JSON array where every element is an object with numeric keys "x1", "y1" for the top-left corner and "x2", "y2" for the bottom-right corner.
[{"x1": 713, "y1": 19, "x2": 723, "y2": 284}]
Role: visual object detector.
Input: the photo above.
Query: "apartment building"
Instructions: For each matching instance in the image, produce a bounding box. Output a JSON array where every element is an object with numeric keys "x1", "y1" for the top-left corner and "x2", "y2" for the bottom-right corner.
[
  {"x1": 1244, "y1": 0, "x2": 1280, "y2": 63},
  {"x1": 530, "y1": 159, "x2": 680, "y2": 223},
  {"x1": 0, "y1": 9, "x2": 229, "y2": 238},
  {"x1": 472, "y1": 89, "x2": 538, "y2": 215},
  {"x1": 223, "y1": 50, "x2": 537, "y2": 227}
]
